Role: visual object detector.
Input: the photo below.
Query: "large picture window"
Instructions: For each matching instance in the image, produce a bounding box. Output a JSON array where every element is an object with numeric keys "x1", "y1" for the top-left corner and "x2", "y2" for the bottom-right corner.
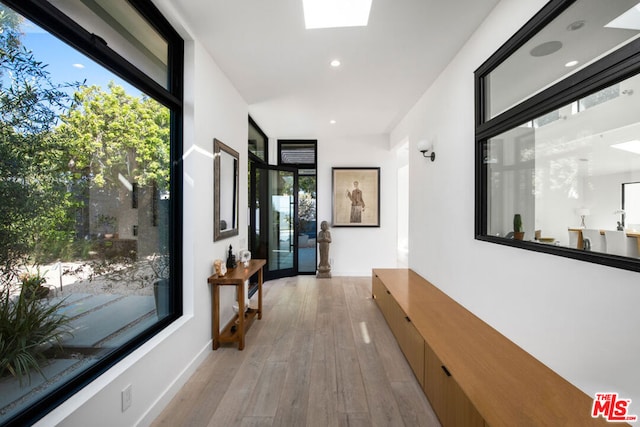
[
  {"x1": 475, "y1": 0, "x2": 640, "y2": 272},
  {"x1": 0, "y1": 1, "x2": 182, "y2": 425}
]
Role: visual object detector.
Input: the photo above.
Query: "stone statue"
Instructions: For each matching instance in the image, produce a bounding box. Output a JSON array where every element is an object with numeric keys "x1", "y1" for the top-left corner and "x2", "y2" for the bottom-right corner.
[{"x1": 317, "y1": 220, "x2": 332, "y2": 278}]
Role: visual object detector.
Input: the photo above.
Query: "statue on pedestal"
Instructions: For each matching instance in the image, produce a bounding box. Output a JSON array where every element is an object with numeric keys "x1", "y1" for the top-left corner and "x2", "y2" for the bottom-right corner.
[{"x1": 317, "y1": 220, "x2": 332, "y2": 278}]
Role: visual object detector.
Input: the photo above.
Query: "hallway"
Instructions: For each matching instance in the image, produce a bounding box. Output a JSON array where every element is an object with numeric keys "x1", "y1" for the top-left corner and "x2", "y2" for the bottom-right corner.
[{"x1": 152, "y1": 276, "x2": 439, "y2": 426}]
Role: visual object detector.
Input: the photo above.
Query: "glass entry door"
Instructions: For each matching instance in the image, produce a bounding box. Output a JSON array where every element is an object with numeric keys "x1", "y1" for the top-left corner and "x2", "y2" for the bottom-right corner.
[{"x1": 250, "y1": 163, "x2": 298, "y2": 280}]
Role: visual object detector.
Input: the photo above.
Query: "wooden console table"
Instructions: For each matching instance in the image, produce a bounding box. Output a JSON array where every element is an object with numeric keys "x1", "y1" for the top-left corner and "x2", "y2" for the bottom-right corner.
[{"x1": 207, "y1": 259, "x2": 266, "y2": 350}]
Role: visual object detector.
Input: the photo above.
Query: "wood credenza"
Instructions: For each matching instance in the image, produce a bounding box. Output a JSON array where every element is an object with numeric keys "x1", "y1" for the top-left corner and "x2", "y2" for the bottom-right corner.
[{"x1": 372, "y1": 268, "x2": 619, "y2": 427}]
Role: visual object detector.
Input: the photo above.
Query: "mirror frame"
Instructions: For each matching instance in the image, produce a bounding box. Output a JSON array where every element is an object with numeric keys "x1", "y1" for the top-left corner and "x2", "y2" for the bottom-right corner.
[{"x1": 214, "y1": 138, "x2": 240, "y2": 241}]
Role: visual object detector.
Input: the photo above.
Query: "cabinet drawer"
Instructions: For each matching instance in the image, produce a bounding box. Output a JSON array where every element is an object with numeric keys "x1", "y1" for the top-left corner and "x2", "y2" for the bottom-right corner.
[
  {"x1": 373, "y1": 275, "x2": 424, "y2": 385},
  {"x1": 424, "y1": 343, "x2": 484, "y2": 427},
  {"x1": 372, "y1": 274, "x2": 386, "y2": 306},
  {"x1": 394, "y1": 311, "x2": 425, "y2": 387},
  {"x1": 372, "y1": 274, "x2": 392, "y2": 324}
]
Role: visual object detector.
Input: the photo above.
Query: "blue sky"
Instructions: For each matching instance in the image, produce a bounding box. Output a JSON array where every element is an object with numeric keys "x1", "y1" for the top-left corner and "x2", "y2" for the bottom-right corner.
[{"x1": 21, "y1": 19, "x2": 141, "y2": 97}]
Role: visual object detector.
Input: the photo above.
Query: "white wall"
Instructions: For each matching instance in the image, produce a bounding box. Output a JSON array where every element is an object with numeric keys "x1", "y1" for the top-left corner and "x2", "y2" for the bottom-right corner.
[
  {"x1": 36, "y1": 3, "x2": 250, "y2": 425},
  {"x1": 392, "y1": 0, "x2": 640, "y2": 406},
  {"x1": 316, "y1": 134, "x2": 398, "y2": 276}
]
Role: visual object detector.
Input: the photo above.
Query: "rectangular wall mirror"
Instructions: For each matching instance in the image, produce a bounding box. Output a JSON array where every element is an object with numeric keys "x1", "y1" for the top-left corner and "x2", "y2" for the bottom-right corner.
[{"x1": 214, "y1": 138, "x2": 239, "y2": 241}]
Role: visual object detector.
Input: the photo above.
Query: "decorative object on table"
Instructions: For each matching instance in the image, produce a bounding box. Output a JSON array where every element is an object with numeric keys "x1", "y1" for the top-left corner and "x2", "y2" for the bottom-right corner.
[
  {"x1": 513, "y1": 214, "x2": 524, "y2": 240},
  {"x1": 214, "y1": 259, "x2": 226, "y2": 277},
  {"x1": 575, "y1": 207, "x2": 590, "y2": 228},
  {"x1": 226, "y1": 244, "x2": 237, "y2": 269},
  {"x1": 239, "y1": 250, "x2": 251, "y2": 267},
  {"x1": 331, "y1": 167, "x2": 380, "y2": 227},
  {"x1": 317, "y1": 220, "x2": 332, "y2": 278}
]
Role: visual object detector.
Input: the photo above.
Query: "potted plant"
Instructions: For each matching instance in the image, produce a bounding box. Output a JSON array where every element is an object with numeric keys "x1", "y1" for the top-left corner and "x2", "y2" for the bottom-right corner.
[{"x1": 513, "y1": 214, "x2": 525, "y2": 240}]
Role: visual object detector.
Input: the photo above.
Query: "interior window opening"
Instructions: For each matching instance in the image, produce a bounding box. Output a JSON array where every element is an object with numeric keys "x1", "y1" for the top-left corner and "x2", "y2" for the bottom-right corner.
[{"x1": 476, "y1": 0, "x2": 640, "y2": 272}]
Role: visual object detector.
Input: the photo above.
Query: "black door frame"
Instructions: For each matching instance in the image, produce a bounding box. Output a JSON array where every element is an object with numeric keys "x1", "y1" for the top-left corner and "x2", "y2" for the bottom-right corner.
[{"x1": 249, "y1": 161, "x2": 299, "y2": 281}]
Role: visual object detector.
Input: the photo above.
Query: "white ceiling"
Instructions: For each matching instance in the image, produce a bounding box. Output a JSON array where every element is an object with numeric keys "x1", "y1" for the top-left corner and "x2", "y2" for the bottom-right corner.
[{"x1": 165, "y1": 0, "x2": 500, "y2": 139}]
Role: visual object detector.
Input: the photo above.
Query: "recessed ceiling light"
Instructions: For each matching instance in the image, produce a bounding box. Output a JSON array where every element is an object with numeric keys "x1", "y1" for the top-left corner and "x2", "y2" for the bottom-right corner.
[
  {"x1": 612, "y1": 140, "x2": 640, "y2": 155},
  {"x1": 565, "y1": 60, "x2": 579, "y2": 67},
  {"x1": 303, "y1": 0, "x2": 372, "y2": 29},
  {"x1": 329, "y1": 119, "x2": 336, "y2": 124},
  {"x1": 72, "y1": 63, "x2": 85, "y2": 69},
  {"x1": 330, "y1": 59, "x2": 341, "y2": 67}
]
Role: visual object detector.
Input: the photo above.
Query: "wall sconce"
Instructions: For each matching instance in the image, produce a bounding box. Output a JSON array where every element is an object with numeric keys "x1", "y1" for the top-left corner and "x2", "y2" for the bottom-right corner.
[{"x1": 417, "y1": 140, "x2": 436, "y2": 161}]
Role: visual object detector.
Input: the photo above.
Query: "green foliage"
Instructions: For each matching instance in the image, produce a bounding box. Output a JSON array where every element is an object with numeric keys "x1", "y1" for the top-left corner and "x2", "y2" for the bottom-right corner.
[
  {"x1": 0, "y1": 277, "x2": 70, "y2": 385},
  {"x1": 0, "y1": 6, "x2": 169, "y2": 269},
  {"x1": 57, "y1": 83, "x2": 170, "y2": 190},
  {"x1": 298, "y1": 192, "x2": 316, "y2": 234},
  {"x1": 0, "y1": 6, "x2": 80, "y2": 274}
]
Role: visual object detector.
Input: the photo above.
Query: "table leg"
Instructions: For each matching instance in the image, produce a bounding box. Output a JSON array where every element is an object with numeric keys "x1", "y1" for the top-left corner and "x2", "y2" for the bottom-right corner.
[
  {"x1": 212, "y1": 284, "x2": 220, "y2": 350},
  {"x1": 238, "y1": 282, "x2": 245, "y2": 351},
  {"x1": 258, "y1": 266, "x2": 263, "y2": 320}
]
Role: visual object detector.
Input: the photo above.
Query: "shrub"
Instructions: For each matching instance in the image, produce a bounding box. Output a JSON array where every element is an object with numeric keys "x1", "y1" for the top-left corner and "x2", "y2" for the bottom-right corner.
[{"x1": 0, "y1": 276, "x2": 71, "y2": 385}]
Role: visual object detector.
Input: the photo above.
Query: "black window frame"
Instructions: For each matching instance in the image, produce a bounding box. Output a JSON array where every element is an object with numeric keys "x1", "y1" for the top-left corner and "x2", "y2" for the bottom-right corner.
[
  {"x1": 1, "y1": 1, "x2": 183, "y2": 425},
  {"x1": 277, "y1": 139, "x2": 318, "y2": 169},
  {"x1": 248, "y1": 115, "x2": 269, "y2": 163},
  {"x1": 475, "y1": 0, "x2": 640, "y2": 272}
]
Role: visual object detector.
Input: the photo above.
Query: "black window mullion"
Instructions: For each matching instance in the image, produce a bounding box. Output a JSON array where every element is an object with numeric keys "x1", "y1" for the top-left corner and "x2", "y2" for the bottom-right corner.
[{"x1": 477, "y1": 38, "x2": 640, "y2": 141}]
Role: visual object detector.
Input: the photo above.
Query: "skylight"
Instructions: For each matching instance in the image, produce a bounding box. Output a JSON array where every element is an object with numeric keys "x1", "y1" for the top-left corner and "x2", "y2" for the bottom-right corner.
[
  {"x1": 605, "y1": 4, "x2": 640, "y2": 31},
  {"x1": 611, "y1": 140, "x2": 640, "y2": 155},
  {"x1": 303, "y1": 0, "x2": 372, "y2": 29}
]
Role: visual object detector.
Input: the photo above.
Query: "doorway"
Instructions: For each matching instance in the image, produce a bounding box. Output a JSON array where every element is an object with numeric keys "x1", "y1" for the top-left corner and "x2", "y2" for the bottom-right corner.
[
  {"x1": 247, "y1": 122, "x2": 317, "y2": 280},
  {"x1": 278, "y1": 140, "x2": 317, "y2": 275},
  {"x1": 250, "y1": 163, "x2": 298, "y2": 279}
]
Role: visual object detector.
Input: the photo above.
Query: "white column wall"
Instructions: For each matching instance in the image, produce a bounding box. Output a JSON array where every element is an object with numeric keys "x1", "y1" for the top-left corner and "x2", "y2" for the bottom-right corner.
[
  {"x1": 316, "y1": 134, "x2": 398, "y2": 276},
  {"x1": 391, "y1": 0, "x2": 640, "y2": 405}
]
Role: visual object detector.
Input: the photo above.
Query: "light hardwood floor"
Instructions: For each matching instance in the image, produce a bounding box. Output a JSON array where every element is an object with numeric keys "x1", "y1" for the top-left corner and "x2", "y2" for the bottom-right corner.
[{"x1": 151, "y1": 276, "x2": 440, "y2": 427}]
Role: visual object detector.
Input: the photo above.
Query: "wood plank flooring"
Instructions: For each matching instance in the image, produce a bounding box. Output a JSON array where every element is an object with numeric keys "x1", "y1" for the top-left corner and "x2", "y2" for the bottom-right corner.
[{"x1": 151, "y1": 276, "x2": 440, "y2": 427}]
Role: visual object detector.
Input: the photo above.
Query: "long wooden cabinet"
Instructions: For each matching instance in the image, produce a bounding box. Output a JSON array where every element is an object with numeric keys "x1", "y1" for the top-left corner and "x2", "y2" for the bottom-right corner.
[
  {"x1": 372, "y1": 269, "x2": 617, "y2": 427},
  {"x1": 373, "y1": 274, "x2": 424, "y2": 387}
]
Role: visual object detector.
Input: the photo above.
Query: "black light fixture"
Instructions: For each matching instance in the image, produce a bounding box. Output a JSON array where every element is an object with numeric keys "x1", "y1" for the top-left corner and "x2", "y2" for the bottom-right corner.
[{"x1": 417, "y1": 140, "x2": 436, "y2": 162}]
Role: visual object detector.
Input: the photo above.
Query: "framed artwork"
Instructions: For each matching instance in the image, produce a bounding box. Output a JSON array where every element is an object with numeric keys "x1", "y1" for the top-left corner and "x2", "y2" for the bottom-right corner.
[{"x1": 332, "y1": 167, "x2": 380, "y2": 227}]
